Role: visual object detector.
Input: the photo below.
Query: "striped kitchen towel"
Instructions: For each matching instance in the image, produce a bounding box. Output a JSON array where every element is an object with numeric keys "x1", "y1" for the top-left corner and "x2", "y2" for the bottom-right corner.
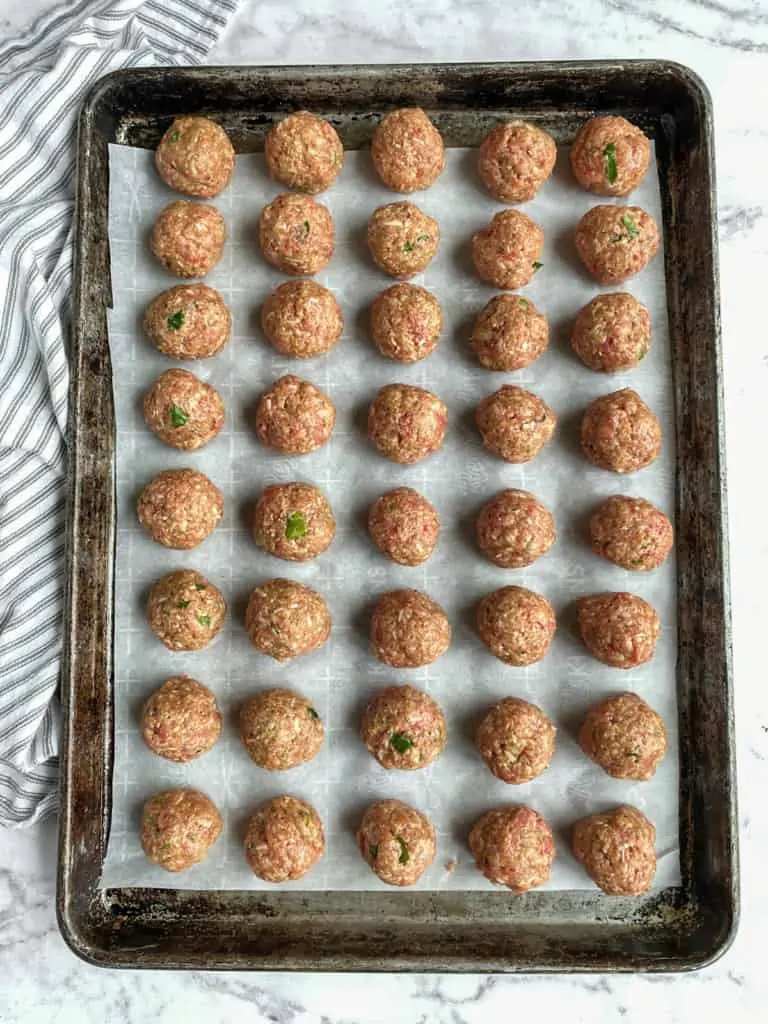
[{"x1": 0, "y1": 0, "x2": 241, "y2": 826}]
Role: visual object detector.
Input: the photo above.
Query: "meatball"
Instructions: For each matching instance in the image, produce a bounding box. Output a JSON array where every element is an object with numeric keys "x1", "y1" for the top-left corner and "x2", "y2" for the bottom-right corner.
[
  {"x1": 140, "y1": 676, "x2": 222, "y2": 763},
  {"x1": 150, "y1": 200, "x2": 226, "y2": 278},
  {"x1": 471, "y1": 210, "x2": 544, "y2": 290},
  {"x1": 579, "y1": 692, "x2": 667, "y2": 781},
  {"x1": 143, "y1": 369, "x2": 225, "y2": 451},
  {"x1": 371, "y1": 589, "x2": 451, "y2": 668},
  {"x1": 155, "y1": 116, "x2": 235, "y2": 199},
  {"x1": 470, "y1": 294, "x2": 548, "y2": 372},
  {"x1": 244, "y1": 578, "x2": 331, "y2": 662},
  {"x1": 367, "y1": 201, "x2": 439, "y2": 279},
  {"x1": 478, "y1": 120, "x2": 557, "y2": 203},
  {"x1": 239, "y1": 687, "x2": 324, "y2": 770},
  {"x1": 360, "y1": 683, "x2": 446, "y2": 770},
  {"x1": 589, "y1": 495, "x2": 673, "y2": 571},
  {"x1": 476, "y1": 697, "x2": 556, "y2": 784},
  {"x1": 577, "y1": 592, "x2": 660, "y2": 669},
  {"x1": 244, "y1": 795, "x2": 324, "y2": 882},
  {"x1": 261, "y1": 280, "x2": 343, "y2": 359},
  {"x1": 476, "y1": 385, "x2": 556, "y2": 463},
  {"x1": 264, "y1": 111, "x2": 343, "y2": 194},
  {"x1": 570, "y1": 116, "x2": 651, "y2": 197},
  {"x1": 253, "y1": 482, "x2": 335, "y2": 562},
  {"x1": 370, "y1": 283, "x2": 442, "y2": 364},
  {"x1": 368, "y1": 487, "x2": 440, "y2": 566},
  {"x1": 476, "y1": 489, "x2": 555, "y2": 569},
  {"x1": 575, "y1": 205, "x2": 659, "y2": 285},
  {"x1": 137, "y1": 468, "x2": 223, "y2": 550},
  {"x1": 469, "y1": 805, "x2": 555, "y2": 892},
  {"x1": 371, "y1": 107, "x2": 445, "y2": 193},
  {"x1": 259, "y1": 192, "x2": 335, "y2": 275},
  {"x1": 368, "y1": 383, "x2": 447, "y2": 464},
  {"x1": 580, "y1": 388, "x2": 661, "y2": 474},
  {"x1": 147, "y1": 569, "x2": 226, "y2": 652},
  {"x1": 358, "y1": 800, "x2": 436, "y2": 886},
  {"x1": 571, "y1": 292, "x2": 650, "y2": 373},
  {"x1": 477, "y1": 586, "x2": 556, "y2": 667},
  {"x1": 572, "y1": 804, "x2": 656, "y2": 895},
  {"x1": 143, "y1": 283, "x2": 231, "y2": 360},
  {"x1": 140, "y1": 788, "x2": 222, "y2": 872},
  {"x1": 254, "y1": 374, "x2": 335, "y2": 455}
]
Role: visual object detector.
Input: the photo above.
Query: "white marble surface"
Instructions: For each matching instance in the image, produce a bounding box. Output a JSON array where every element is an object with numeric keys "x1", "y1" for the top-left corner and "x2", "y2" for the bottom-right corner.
[{"x1": 2, "y1": 1, "x2": 767, "y2": 1021}]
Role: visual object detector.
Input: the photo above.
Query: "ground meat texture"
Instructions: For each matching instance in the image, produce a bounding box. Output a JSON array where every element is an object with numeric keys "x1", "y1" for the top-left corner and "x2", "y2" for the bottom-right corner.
[
  {"x1": 245, "y1": 578, "x2": 331, "y2": 662},
  {"x1": 264, "y1": 111, "x2": 343, "y2": 194},
  {"x1": 260, "y1": 280, "x2": 342, "y2": 359},
  {"x1": 571, "y1": 292, "x2": 650, "y2": 373},
  {"x1": 367, "y1": 202, "x2": 439, "y2": 279},
  {"x1": 476, "y1": 698, "x2": 555, "y2": 784},
  {"x1": 478, "y1": 121, "x2": 557, "y2": 203},
  {"x1": 137, "y1": 468, "x2": 223, "y2": 550},
  {"x1": 358, "y1": 799, "x2": 436, "y2": 886},
  {"x1": 150, "y1": 201, "x2": 226, "y2": 278},
  {"x1": 469, "y1": 805, "x2": 555, "y2": 892},
  {"x1": 239, "y1": 688, "x2": 324, "y2": 770},
  {"x1": 589, "y1": 495, "x2": 673, "y2": 571},
  {"x1": 147, "y1": 569, "x2": 226, "y2": 651},
  {"x1": 143, "y1": 283, "x2": 232, "y2": 360},
  {"x1": 471, "y1": 210, "x2": 544, "y2": 290},
  {"x1": 570, "y1": 116, "x2": 651, "y2": 197},
  {"x1": 254, "y1": 375, "x2": 335, "y2": 455},
  {"x1": 141, "y1": 788, "x2": 222, "y2": 872},
  {"x1": 253, "y1": 482, "x2": 335, "y2": 562},
  {"x1": 470, "y1": 294, "x2": 548, "y2": 372},
  {"x1": 368, "y1": 487, "x2": 440, "y2": 566},
  {"x1": 370, "y1": 283, "x2": 442, "y2": 364},
  {"x1": 476, "y1": 489, "x2": 555, "y2": 568},
  {"x1": 580, "y1": 388, "x2": 661, "y2": 474},
  {"x1": 577, "y1": 592, "x2": 660, "y2": 669},
  {"x1": 371, "y1": 108, "x2": 445, "y2": 193},
  {"x1": 141, "y1": 676, "x2": 222, "y2": 763},
  {"x1": 476, "y1": 385, "x2": 556, "y2": 464},
  {"x1": 360, "y1": 684, "x2": 446, "y2": 770},
  {"x1": 477, "y1": 586, "x2": 556, "y2": 667},
  {"x1": 143, "y1": 369, "x2": 225, "y2": 451},
  {"x1": 575, "y1": 205, "x2": 659, "y2": 285},
  {"x1": 244, "y1": 796, "x2": 324, "y2": 882},
  {"x1": 259, "y1": 192, "x2": 335, "y2": 275},
  {"x1": 572, "y1": 804, "x2": 656, "y2": 895},
  {"x1": 155, "y1": 116, "x2": 235, "y2": 199},
  {"x1": 368, "y1": 383, "x2": 447, "y2": 464},
  {"x1": 579, "y1": 692, "x2": 667, "y2": 781},
  {"x1": 371, "y1": 589, "x2": 451, "y2": 668}
]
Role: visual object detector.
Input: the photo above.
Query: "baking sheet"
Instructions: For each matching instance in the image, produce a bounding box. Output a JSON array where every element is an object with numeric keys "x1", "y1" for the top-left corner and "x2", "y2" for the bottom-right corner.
[{"x1": 102, "y1": 140, "x2": 679, "y2": 891}]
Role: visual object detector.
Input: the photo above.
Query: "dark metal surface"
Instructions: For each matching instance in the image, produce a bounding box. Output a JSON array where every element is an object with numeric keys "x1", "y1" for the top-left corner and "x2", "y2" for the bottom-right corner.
[{"x1": 57, "y1": 61, "x2": 737, "y2": 972}]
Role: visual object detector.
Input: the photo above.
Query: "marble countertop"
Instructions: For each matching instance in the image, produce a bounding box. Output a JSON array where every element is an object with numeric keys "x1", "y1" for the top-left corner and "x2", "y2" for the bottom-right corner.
[{"x1": 2, "y1": 1, "x2": 766, "y2": 1021}]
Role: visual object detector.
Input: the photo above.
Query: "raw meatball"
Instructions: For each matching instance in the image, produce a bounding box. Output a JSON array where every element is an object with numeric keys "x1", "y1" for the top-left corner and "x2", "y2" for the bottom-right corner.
[
  {"x1": 259, "y1": 192, "x2": 335, "y2": 275},
  {"x1": 577, "y1": 592, "x2": 660, "y2": 669},
  {"x1": 264, "y1": 111, "x2": 343, "y2": 194},
  {"x1": 150, "y1": 200, "x2": 226, "y2": 278},
  {"x1": 575, "y1": 205, "x2": 659, "y2": 285},
  {"x1": 476, "y1": 489, "x2": 555, "y2": 568},
  {"x1": 137, "y1": 468, "x2": 223, "y2": 550},
  {"x1": 476, "y1": 385, "x2": 556, "y2": 463},
  {"x1": 570, "y1": 116, "x2": 651, "y2": 197},
  {"x1": 371, "y1": 107, "x2": 445, "y2": 193},
  {"x1": 572, "y1": 805, "x2": 656, "y2": 895},
  {"x1": 261, "y1": 280, "x2": 343, "y2": 359},
  {"x1": 244, "y1": 795, "x2": 324, "y2": 882},
  {"x1": 469, "y1": 805, "x2": 555, "y2": 892},
  {"x1": 471, "y1": 210, "x2": 544, "y2": 290},
  {"x1": 370, "y1": 283, "x2": 442, "y2": 364},
  {"x1": 470, "y1": 294, "x2": 548, "y2": 371},
  {"x1": 580, "y1": 388, "x2": 661, "y2": 473},
  {"x1": 368, "y1": 383, "x2": 447, "y2": 464},
  {"x1": 368, "y1": 487, "x2": 440, "y2": 566},
  {"x1": 141, "y1": 788, "x2": 222, "y2": 872},
  {"x1": 143, "y1": 368, "x2": 225, "y2": 451},
  {"x1": 143, "y1": 283, "x2": 231, "y2": 360},
  {"x1": 253, "y1": 482, "x2": 335, "y2": 562},
  {"x1": 155, "y1": 116, "x2": 235, "y2": 199},
  {"x1": 239, "y1": 688, "x2": 324, "y2": 770},
  {"x1": 476, "y1": 697, "x2": 556, "y2": 784},
  {"x1": 371, "y1": 589, "x2": 451, "y2": 668},
  {"x1": 477, "y1": 585, "x2": 556, "y2": 667},
  {"x1": 367, "y1": 201, "x2": 439, "y2": 279},
  {"x1": 358, "y1": 799, "x2": 436, "y2": 886},
  {"x1": 254, "y1": 374, "x2": 335, "y2": 455},
  {"x1": 141, "y1": 676, "x2": 222, "y2": 763},
  {"x1": 589, "y1": 495, "x2": 673, "y2": 571},
  {"x1": 579, "y1": 692, "x2": 667, "y2": 781},
  {"x1": 571, "y1": 292, "x2": 650, "y2": 373},
  {"x1": 245, "y1": 578, "x2": 331, "y2": 662},
  {"x1": 478, "y1": 121, "x2": 557, "y2": 203},
  {"x1": 360, "y1": 683, "x2": 446, "y2": 770},
  {"x1": 147, "y1": 569, "x2": 226, "y2": 652}
]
